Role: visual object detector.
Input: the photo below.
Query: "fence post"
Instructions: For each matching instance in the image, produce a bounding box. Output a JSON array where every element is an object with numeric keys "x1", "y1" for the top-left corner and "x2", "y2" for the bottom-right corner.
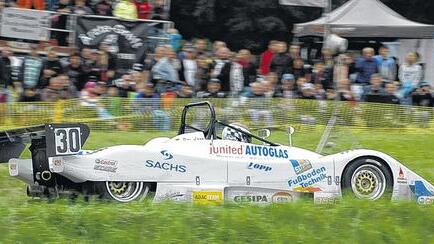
[{"x1": 54, "y1": 100, "x2": 65, "y2": 123}]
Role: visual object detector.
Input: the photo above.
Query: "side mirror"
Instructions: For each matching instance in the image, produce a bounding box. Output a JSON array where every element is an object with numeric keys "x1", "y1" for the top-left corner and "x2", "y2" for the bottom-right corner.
[
  {"x1": 258, "y1": 129, "x2": 271, "y2": 140},
  {"x1": 288, "y1": 127, "x2": 295, "y2": 147},
  {"x1": 288, "y1": 127, "x2": 295, "y2": 135}
]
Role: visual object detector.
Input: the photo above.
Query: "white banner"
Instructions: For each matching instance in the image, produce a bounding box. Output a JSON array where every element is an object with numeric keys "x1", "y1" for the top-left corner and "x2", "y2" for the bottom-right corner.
[
  {"x1": 0, "y1": 8, "x2": 51, "y2": 41},
  {"x1": 279, "y1": 0, "x2": 328, "y2": 8}
]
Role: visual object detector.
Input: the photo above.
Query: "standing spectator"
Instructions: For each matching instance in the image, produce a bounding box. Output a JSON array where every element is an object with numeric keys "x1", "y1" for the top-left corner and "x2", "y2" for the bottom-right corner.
[
  {"x1": 212, "y1": 41, "x2": 227, "y2": 57},
  {"x1": 289, "y1": 44, "x2": 301, "y2": 60},
  {"x1": 19, "y1": 88, "x2": 41, "y2": 102},
  {"x1": 194, "y1": 39, "x2": 210, "y2": 57},
  {"x1": 131, "y1": 64, "x2": 146, "y2": 84},
  {"x1": 135, "y1": 0, "x2": 152, "y2": 19},
  {"x1": 259, "y1": 40, "x2": 278, "y2": 76},
  {"x1": 214, "y1": 48, "x2": 243, "y2": 95},
  {"x1": 114, "y1": 74, "x2": 136, "y2": 97},
  {"x1": 383, "y1": 82, "x2": 400, "y2": 104},
  {"x1": 179, "y1": 46, "x2": 198, "y2": 88},
  {"x1": 94, "y1": 0, "x2": 112, "y2": 16},
  {"x1": 311, "y1": 61, "x2": 331, "y2": 90},
  {"x1": 0, "y1": 47, "x2": 13, "y2": 89},
  {"x1": 40, "y1": 49, "x2": 63, "y2": 88},
  {"x1": 270, "y1": 42, "x2": 292, "y2": 81},
  {"x1": 80, "y1": 48, "x2": 96, "y2": 75},
  {"x1": 176, "y1": 85, "x2": 193, "y2": 98},
  {"x1": 151, "y1": 0, "x2": 168, "y2": 20},
  {"x1": 292, "y1": 58, "x2": 308, "y2": 81},
  {"x1": 144, "y1": 45, "x2": 164, "y2": 78},
  {"x1": 64, "y1": 53, "x2": 86, "y2": 91},
  {"x1": 20, "y1": 46, "x2": 43, "y2": 89},
  {"x1": 90, "y1": 51, "x2": 113, "y2": 84},
  {"x1": 167, "y1": 28, "x2": 182, "y2": 52},
  {"x1": 17, "y1": 0, "x2": 44, "y2": 10},
  {"x1": 195, "y1": 55, "x2": 211, "y2": 92},
  {"x1": 412, "y1": 83, "x2": 433, "y2": 107},
  {"x1": 211, "y1": 46, "x2": 231, "y2": 79},
  {"x1": 362, "y1": 73, "x2": 385, "y2": 102},
  {"x1": 238, "y1": 49, "x2": 257, "y2": 87},
  {"x1": 244, "y1": 82, "x2": 273, "y2": 127},
  {"x1": 280, "y1": 74, "x2": 296, "y2": 99},
  {"x1": 71, "y1": 0, "x2": 94, "y2": 15},
  {"x1": 399, "y1": 52, "x2": 423, "y2": 101},
  {"x1": 355, "y1": 47, "x2": 378, "y2": 85},
  {"x1": 52, "y1": 0, "x2": 72, "y2": 46},
  {"x1": 150, "y1": 46, "x2": 178, "y2": 93},
  {"x1": 197, "y1": 79, "x2": 226, "y2": 98},
  {"x1": 114, "y1": 0, "x2": 137, "y2": 19},
  {"x1": 41, "y1": 75, "x2": 75, "y2": 102},
  {"x1": 134, "y1": 83, "x2": 171, "y2": 131},
  {"x1": 337, "y1": 79, "x2": 356, "y2": 102},
  {"x1": 374, "y1": 46, "x2": 396, "y2": 82},
  {"x1": 300, "y1": 83, "x2": 316, "y2": 100},
  {"x1": 0, "y1": 47, "x2": 12, "y2": 113}
]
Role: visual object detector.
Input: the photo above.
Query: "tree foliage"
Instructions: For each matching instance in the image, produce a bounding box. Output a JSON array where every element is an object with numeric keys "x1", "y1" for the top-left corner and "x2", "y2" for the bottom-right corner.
[{"x1": 170, "y1": 0, "x2": 434, "y2": 53}]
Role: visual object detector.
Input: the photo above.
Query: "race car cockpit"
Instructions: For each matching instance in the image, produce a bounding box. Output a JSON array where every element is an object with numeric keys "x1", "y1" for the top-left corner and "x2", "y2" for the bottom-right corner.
[{"x1": 177, "y1": 101, "x2": 278, "y2": 146}]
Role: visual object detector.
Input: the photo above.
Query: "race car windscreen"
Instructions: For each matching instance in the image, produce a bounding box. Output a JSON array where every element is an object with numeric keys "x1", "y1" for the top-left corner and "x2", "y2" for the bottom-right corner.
[{"x1": 182, "y1": 105, "x2": 213, "y2": 134}]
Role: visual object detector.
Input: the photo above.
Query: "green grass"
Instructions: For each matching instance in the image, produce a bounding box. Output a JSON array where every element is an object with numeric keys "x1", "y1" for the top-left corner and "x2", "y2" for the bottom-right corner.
[{"x1": 0, "y1": 130, "x2": 434, "y2": 243}]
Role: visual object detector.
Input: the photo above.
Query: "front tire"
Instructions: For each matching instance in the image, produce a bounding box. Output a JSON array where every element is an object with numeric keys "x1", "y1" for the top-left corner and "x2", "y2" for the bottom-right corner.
[
  {"x1": 102, "y1": 181, "x2": 150, "y2": 203},
  {"x1": 342, "y1": 158, "x2": 393, "y2": 200}
]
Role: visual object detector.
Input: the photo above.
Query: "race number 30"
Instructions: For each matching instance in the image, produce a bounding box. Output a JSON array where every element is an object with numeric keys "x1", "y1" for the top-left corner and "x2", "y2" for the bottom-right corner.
[{"x1": 54, "y1": 127, "x2": 82, "y2": 155}]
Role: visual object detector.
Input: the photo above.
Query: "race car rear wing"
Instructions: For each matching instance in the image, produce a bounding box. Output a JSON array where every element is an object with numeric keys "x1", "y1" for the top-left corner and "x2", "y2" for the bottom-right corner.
[{"x1": 0, "y1": 124, "x2": 90, "y2": 163}]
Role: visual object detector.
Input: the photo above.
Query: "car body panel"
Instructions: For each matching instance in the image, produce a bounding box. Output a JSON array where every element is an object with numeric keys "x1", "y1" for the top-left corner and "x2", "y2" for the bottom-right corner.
[{"x1": 17, "y1": 132, "x2": 428, "y2": 204}]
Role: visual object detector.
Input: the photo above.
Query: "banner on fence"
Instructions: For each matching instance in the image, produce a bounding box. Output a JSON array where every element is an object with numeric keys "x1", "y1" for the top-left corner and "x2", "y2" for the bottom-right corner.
[
  {"x1": 76, "y1": 16, "x2": 150, "y2": 74},
  {"x1": 279, "y1": 0, "x2": 327, "y2": 7},
  {"x1": 0, "y1": 8, "x2": 51, "y2": 41}
]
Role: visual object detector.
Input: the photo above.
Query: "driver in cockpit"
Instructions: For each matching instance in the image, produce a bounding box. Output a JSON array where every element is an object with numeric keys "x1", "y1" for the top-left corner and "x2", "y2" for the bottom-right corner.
[{"x1": 221, "y1": 123, "x2": 252, "y2": 143}]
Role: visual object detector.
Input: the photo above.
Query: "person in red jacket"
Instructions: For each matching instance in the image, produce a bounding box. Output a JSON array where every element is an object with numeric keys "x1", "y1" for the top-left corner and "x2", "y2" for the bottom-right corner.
[
  {"x1": 259, "y1": 40, "x2": 279, "y2": 76},
  {"x1": 135, "y1": 0, "x2": 152, "y2": 19},
  {"x1": 17, "y1": 0, "x2": 45, "y2": 10}
]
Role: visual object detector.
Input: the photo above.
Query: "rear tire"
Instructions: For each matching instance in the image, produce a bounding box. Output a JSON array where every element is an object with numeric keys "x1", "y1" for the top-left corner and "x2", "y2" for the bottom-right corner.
[
  {"x1": 342, "y1": 157, "x2": 393, "y2": 200},
  {"x1": 101, "y1": 181, "x2": 151, "y2": 203}
]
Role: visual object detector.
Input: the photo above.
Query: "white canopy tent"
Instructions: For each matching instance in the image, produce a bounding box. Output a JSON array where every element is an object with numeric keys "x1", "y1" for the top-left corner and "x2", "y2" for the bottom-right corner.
[{"x1": 293, "y1": 0, "x2": 434, "y2": 38}]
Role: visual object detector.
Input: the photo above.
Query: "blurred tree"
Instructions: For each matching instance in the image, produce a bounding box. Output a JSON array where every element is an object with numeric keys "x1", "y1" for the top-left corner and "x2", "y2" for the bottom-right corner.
[{"x1": 170, "y1": 0, "x2": 434, "y2": 53}]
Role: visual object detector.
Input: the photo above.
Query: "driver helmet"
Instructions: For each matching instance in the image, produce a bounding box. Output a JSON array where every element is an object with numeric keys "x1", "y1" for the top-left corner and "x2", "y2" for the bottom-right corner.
[{"x1": 222, "y1": 123, "x2": 252, "y2": 143}]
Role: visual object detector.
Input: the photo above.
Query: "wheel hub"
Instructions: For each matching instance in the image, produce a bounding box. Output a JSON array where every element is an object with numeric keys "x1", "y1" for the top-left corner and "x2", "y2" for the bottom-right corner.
[
  {"x1": 355, "y1": 171, "x2": 377, "y2": 194},
  {"x1": 105, "y1": 181, "x2": 146, "y2": 203},
  {"x1": 109, "y1": 182, "x2": 128, "y2": 194},
  {"x1": 350, "y1": 164, "x2": 386, "y2": 200}
]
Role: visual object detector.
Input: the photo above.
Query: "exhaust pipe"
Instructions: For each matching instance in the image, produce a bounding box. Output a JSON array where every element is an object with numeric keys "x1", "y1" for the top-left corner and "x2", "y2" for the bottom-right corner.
[{"x1": 41, "y1": 171, "x2": 52, "y2": 181}]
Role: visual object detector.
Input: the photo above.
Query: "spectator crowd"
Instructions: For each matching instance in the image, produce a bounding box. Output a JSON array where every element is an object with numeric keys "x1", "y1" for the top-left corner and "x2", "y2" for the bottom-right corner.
[
  {"x1": 0, "y1": 0, "x2": 170, "y2": 20},
  {"x1": 1, "y1": 38, "x2": 432, "y2": 108}
]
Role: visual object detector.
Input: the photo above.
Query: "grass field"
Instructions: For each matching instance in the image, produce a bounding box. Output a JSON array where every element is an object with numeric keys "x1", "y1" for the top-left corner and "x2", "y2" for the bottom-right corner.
[{"x1": 0, "y1": 129, "x2": 433, "y2": 243}]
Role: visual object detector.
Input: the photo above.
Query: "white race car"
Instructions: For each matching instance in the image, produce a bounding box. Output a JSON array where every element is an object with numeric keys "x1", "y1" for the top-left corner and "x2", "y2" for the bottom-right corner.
[{"x1": 1, "y1": 101, "x2": 433, "y2": 204}]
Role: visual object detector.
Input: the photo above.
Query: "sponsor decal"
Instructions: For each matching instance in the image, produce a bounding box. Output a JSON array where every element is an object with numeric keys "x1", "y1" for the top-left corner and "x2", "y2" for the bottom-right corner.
[
  {"x1": 209, "y1": 145, "x2": 289, "y2": 159},
  {"x1": 145, "y1": 160, "x2": 186, "y2": 173},
  {"x1": 293, "y1": 186, "x2": 322, "y2": 193},
  {"x1": 418, "y1": 196, "x2": 434, "y2": 205},
  {"x1": 271, "y1": 192, "x2": 293, "y2": 203},
  {"x1": 314, "y1": 197, "x2": 338, "y2": 204},
  {"x1": 53, "y1": 158, "x2": 63, "y2": 167},
  {"x1": 193, "y1": 191, "x2": 223, "y2": 205},
  {"x1": 160, "y1": 150, "x2": 173, "y2": 160},
  {"x1": 288, "y1": 167, "x2": 327, "y2": 188},
  {"x1": 247, "y1": 162, "x2": 272, "y2": 172},
  {"x1": 234, "y1": 195, "x2": 268, "y2": 203},
  {"x1": 94, "y1": 159, "x2": 118, "y2": 173},
  {"x1": 397, "y1": 168, "x2": 408, "y2": 184},
  {"x1": 290, "y1": 159, "x2": 312, "y2": 175},
  {"x1": 156, "y1": 192, "x2": 186, "y2": 202},
  {"x1": 145, "y1": 150, "x2": 187, "y2": 173}
]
